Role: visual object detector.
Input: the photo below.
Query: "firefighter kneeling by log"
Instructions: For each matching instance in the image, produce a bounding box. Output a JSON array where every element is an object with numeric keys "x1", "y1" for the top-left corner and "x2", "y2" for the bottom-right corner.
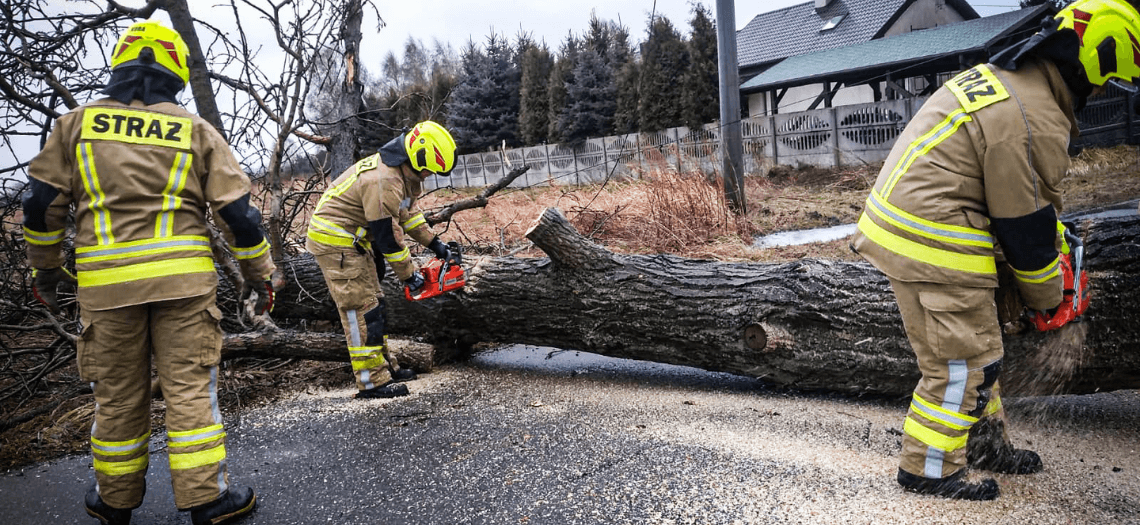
[
  {"x1": 305, "y1": 121, "x2": 463, "y2": 399},
  {"x1": 851, "y1": 0, "x2": 1133, "y2": 501}
]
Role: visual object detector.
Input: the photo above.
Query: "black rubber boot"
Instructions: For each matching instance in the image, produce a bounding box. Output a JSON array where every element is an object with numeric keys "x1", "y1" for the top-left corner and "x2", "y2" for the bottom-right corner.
[
  {"x1": 355, "y1": 381, "x2": 409, "y2": 399},
  {"x1": 897, "y1": 469, "x2": 1000, "y2": 501},
  {"x1": 189, "y1": 485, "x2": 256, "y2": 525},
  {"x1": 968, "y1": 419, "x2": 1044, "y2": 474},
  {"x1": 391, "y1": 367, "x2": 417, "y2": 382},
  {"x1": 84, "y1": 487, "x2": 132, "y2": 525}
]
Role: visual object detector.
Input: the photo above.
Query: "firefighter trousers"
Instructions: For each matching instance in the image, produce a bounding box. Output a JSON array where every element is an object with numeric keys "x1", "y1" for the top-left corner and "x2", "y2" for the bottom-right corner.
[
  {"x1": 888, "y1": 279, "x2": 1009, "y2": 480},
  {"x1": 77, "y1": 292, "x2": 231, "y2": 510},
  {"x1": 308, "y1": 238, "x2": 398, "y2": 391}
]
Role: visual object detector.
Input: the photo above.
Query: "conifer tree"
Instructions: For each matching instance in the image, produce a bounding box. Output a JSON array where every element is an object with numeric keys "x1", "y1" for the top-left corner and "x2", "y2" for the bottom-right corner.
[
  {"x1": 519, "y1": 40, "x2": 553, "y2": 146},
  {"x1": 547, "y1": 34, "x2": 579, "y2": 144},
  {"x1": 638, "y1": 16, "x2": 689, "y2": 132},
  {"x1": 447, "y1": 32, "x2": 521, "y2": 153},
  {"x1": 682, "y1": 3, "x2": 720, "y2": 130},
  {"x1": 561, "y1": 48, "x2": 615, "y2": 148}
]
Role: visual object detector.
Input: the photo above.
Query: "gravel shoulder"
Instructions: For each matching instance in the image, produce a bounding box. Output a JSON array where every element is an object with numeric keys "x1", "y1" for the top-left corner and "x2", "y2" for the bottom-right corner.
[{"x1": 3, "y1": 345, "x2": 1137, "y2": 524}]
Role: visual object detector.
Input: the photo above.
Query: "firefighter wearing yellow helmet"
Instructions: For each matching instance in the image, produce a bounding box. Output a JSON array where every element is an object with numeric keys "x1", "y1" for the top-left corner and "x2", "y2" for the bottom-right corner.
[
  {"x1": 305, "y1": 121, "x2": 459, "y2": 399},
  {"x1": 851, "y1": 0, "x2": 1140, "y2": 500},
  {"x1": 22, "y1": 20, "x2": 270, "y2": 524}
]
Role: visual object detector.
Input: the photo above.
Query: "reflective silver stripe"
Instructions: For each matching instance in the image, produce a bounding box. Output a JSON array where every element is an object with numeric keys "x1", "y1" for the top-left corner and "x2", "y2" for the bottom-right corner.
[
  {"x1": 311, "y1": 216, "x2": 367, "y2": 239},
  {"x1": 347, "y1": 309, "x2": 362, "y2": 347},
  {"x1": 91, "y1": 436, "x2": 150, "y2": 454},
  {"x1": 23, "y1": 227, "x2": 64, "y2": 244},
  {"x1": 157, "y1": 152, "x2": 191, "y2": 237},
  {"x1": 923, "y1": 359, "x2": 969, "y2": 478},
  {"x1": 910, "y1": 399, "x2": 975, "y2": 429},
  {"x1": 168, "y1": 427, "x2": 225, "y2": 444},
  {"x1": 869, "y1": 193, "x2": 993, "y2": 245},
  {"x1": 210, "y1": 366, "x2": 221, "y2": 423},
  {"x1": 1014, "y1": 259, "x2": 1060, "y2": 281},
  {"x1": 924, "y1": 448, "x2": 947, "y2": 479},
  {"x1": 882, "y1": 110, "x2": 972, "y2": 197},
  {"x1": 360, "y1": 369, "x2": 374, "y2": 390},
  {"x1": 76, "y1": 238, "x2": 210, "y2": 261}
]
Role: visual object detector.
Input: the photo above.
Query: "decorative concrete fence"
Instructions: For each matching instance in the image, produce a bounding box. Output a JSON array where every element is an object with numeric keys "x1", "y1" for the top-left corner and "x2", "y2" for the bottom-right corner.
[{"x1": 427, "y1": 90, "x2": 1136, "y2": 191}]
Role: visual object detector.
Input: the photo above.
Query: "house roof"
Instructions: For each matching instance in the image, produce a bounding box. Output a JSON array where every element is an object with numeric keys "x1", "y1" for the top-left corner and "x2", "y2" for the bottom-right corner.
[
  {"x1": 735, "y1": 0, "x2": 980, "y2": 71},
  {"x1": 740, "y1": 5, "x2": 1050, "y2": 93}
]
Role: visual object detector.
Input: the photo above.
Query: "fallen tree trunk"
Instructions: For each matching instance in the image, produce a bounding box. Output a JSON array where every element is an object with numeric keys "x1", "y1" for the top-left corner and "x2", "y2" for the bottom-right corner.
[{"x1": 225, "y1": 208, "x2": 1140, "y2": 397}]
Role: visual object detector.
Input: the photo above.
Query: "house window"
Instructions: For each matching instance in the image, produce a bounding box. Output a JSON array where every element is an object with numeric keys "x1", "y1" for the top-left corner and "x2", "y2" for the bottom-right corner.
[{"x1": 821, "y1": 13, "x2": 847, "y2": 32}]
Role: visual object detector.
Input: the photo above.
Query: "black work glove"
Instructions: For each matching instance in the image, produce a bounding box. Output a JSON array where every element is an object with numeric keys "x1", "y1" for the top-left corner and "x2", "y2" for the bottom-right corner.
[
  {"x1": 404, "y1": 272, "x2": 425, "y2": 292},
  {"x1": 32, "y1": 267, "x2": 77, "y2": 314},
  {"x1": 427, "y1": 237, "x2": 462, "y2": 266},
  {"x1": 242, "y1": 279, "x2": 275, "y2": 316}
]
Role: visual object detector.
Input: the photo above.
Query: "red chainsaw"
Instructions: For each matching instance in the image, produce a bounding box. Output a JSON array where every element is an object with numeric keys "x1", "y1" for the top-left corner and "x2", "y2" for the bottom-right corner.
[
  {"x1": 404, "y1": 244, "x2": 466, "y2": 301},
  {"x1": 1029, "y1": 227, "x2": 1090, "y2": 331}
]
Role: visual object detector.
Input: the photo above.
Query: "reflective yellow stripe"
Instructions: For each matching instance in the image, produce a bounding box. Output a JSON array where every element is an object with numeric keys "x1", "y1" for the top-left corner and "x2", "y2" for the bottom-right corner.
[
  {"x1": 78, "y1": 256, "x2": 215, "y2": 287},
  {"x1": 76, "y1": 236, "x2": 211, "y2": 264},
  {"x1": 1058, "y1": 221, "x2": 1071, "y2": 255},
  {"x1": 233, "y1": 239, "x2": 269, "y2": 260},
  {"x1": 904, "y1": 417, "x2": 967, "y2": 452},
  {"x1": 168, "y1": 424, "x2": 226, "y2": 448},
  {"x1": 23, "y1": 226, "x2": 65, "y2": 246},
  {"x1": 307, "y1": 229, "x2": 357, "y2": 248},
  {"x1": 77, "y1": 142, "x2": 114, "y2": 245},
  {"x1": 401, "y1": 213, "x2": 426, "y2": 232},
  {"x1": 882, "y1": 109, "x2": 972, "y2": 198},
  {"x1": 351, "y1": 356, "x2": 387, "y2": 371},
  {"x1": 314, "y1": 174, "x2": 361, "y2": 214},
  {"x1": 984, "y1": 393, "x2": 1003, "y2": 416},
  {"x1": 867, "y1": 192, "x2": 993, "y2": 248},
  {"x1": 169, "y1": 444, "x2": 226, "y2": 470},
  {"x1": 858, "y1": 213, "x2": 996, "y2": 275},
  {"x1": 383, "y1": 247, "x2": 410, "y2": 263},
  {"x1": 1013, "y1": 257, "x2": 1061, "y2": 284},
  {"x1": 92, "y1": 432, "x2": 151, "y2": 456},
  {"x1": 93, "y1": 454, "x2": 149, "y2": 476},
  {"x1": 155, "y1": 152, "x2": 192, "y2": 238},
  {"x1": 911, "y1": 394, "x2": 978, "y2": 431},
  {"x1": 348, "y1": 345, "x2": 384, "y2": 357}
]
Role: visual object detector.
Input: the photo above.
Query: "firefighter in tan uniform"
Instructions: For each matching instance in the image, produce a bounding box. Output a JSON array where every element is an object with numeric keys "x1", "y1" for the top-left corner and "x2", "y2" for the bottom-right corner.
[
  {"x1": 22, "y1": 21, "x2": 272, "y2": 525},
  {"x1": 306, "y1": 121, "x2": 461, "y2": 399},
  {"x1": 851, "y1": 0, "x2": 1140, "y2": 500}
]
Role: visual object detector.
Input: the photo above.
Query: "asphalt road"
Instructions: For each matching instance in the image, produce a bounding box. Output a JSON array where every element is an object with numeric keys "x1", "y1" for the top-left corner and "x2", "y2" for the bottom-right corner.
[{"x1": 2, "y1": 345, "x2": 1138, "y2": 524}]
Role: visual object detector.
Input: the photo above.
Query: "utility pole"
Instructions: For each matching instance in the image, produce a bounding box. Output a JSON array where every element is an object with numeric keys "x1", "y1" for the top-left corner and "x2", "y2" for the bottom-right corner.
[{"x1": 716, "y1": 0, "x2": 746, "y2": 213}]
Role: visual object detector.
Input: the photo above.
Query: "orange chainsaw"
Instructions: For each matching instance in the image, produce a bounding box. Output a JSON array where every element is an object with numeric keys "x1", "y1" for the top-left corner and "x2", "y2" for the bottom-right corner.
[{"x1": 404, "y1": 250, "x2": 466, "y2": 302}]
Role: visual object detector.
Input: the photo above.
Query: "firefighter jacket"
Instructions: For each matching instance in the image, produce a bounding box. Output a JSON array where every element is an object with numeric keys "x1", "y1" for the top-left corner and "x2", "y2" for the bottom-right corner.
[
  {"x1": 306, "y1": 153, "x2": 436, "y2": 282},
  {"x1": 23, "y1": 98, "x2": 275, "y2": 311},
  {"x1": 851, "y1": 57, "x2": 1077, "y2": 311}
]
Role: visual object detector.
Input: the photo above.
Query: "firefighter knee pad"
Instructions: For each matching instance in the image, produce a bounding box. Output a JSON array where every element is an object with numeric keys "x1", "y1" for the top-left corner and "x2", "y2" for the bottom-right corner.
[
  {"x1": 968, "y1": 359, "x2": 1003, "y2": 418},
  {"x1": 363, "y1": 301, "x2": 387, "y2": 346}
]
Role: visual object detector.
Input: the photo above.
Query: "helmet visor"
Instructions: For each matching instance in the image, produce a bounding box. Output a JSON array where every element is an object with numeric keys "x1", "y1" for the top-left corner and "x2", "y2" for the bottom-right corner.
[{"x1": 1107, "y1": 77, "x2": 1139, "y2": 93}]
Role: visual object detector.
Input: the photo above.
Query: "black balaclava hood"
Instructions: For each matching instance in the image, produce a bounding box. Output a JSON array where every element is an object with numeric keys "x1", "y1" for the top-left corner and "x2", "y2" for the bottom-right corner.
[
  {"x1": 990, "y1": 15, "x2": 1095, "y2": 110},
  {"x1": 102, "y1": 66, "x2": 185, "y2": 106},
  {"x1": 379, "y1": 133, "x2": 411, "y2": 167}
]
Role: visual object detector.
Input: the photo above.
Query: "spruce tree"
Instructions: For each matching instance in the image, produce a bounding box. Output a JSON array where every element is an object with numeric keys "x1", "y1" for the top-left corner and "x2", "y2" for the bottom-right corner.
[
  {"x1": 561, "y1": 48, "x2": 616, "y2": 148},
  {"x1": 547, "y1": 34, "x2": 579, "y2": 144},
  {"x1": 447, "y1": 32, "x2": 521, "y2": 153},
  {"x1": 638, "y1": 16, "x2": 689, "y2": 132},
  {"x1": 519, "y1": 41, "x2": 553, "y2": 146},
  {"x1": 682, "y1": 3, "x2": 720, "y2": 130}
]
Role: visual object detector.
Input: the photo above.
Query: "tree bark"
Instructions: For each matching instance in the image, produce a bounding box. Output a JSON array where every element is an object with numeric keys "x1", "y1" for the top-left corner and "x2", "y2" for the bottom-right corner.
[{"x1": 227, "y1": 209, "x2": 1140, "y2": 397}]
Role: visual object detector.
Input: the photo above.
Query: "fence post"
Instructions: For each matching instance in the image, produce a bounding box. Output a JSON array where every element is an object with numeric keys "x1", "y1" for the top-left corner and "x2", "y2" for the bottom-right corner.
[
  {"x1": 1127, "y1": 91, "x2": 1136, "y2": 145},
  {"x1": 829, "y1": 107, "x2": 841, "y2": 168},
  {"x1": 601, "y1": 136, "x2": 610, "y2": 180},
  {"x1": 769, "y1": 115, "x2": 778, "y2": 167},
  {"x1": 571, "y1": 142, "x2": 580, "y2": 185}
]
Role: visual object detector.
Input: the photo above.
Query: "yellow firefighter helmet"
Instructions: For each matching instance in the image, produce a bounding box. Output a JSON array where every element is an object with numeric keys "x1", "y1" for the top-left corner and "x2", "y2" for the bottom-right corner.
[
  {"x1": 110, "y1": 20, "x2": 190, "y2": 86},
  {"x1": 404, "y1": 121, "x2": 457, "y2": 176},
  {"x1": 1055, "y1": 0, "x2": 1140, "y2": 90}
]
